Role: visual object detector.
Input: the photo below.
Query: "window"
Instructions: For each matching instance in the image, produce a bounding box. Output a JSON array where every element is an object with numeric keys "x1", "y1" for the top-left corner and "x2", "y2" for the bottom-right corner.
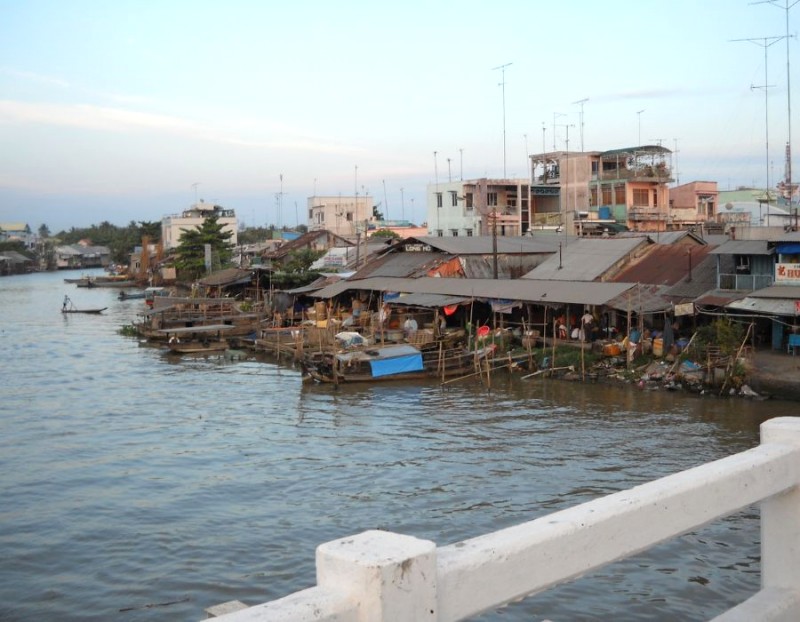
[
  {"x1": 451, "y1": 229, "x2": 459, "y2": 237},
  {"x1": 465, "y1": 228, "x2": 473, "y2": 236},
  {"x1": 436, "y1": 192, "x2": 443, "y2": 208},
  {"x1": 590, "y1": 187, "x2": 598, "y2": 207},
  {"x1": 614, "y1": 183, "x2": 626, "y2": 205},
  {"x1": 436, "y1": 229, "x2": 443, "y2": 237},
  {"x1": 602, "y1": 186, "x2": 612, "y2": 205},
  {"x1": 346, "y1": 212, "x2": 353, "y2": 221},
  {"x1": 465, "y1": 193, "x2": 474, "y2": 209},
  {"x1": 450, "y1": 191, "x2": 458, "y2": 206},
  {"x1": 632, "y1": 189, "x2": 649, "y2": 206},
  {"x1": 308, "y1": 209, "x2": 313, "y2": 219},
  {"x1": 653, "y1": 189, "x2": 659, "y2": 208},
  {"x1": 487, "y1": 192, "x2": 498, "y2": 206},
  {"x1": 735, "y1": 255, "x2": 751, "y2": 273}
]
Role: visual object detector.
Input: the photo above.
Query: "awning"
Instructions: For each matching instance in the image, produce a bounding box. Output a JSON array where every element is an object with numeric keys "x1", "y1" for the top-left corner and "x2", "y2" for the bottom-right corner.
[
  {"x1": 727, "y1": 297, "x2": 800, "y2": 316},
  {"x1": 777, "y1": 243, "x2": 800, "y2": 254},
  {"x1": 388, "y1": 293, "x2": 470, "y2": 308}
]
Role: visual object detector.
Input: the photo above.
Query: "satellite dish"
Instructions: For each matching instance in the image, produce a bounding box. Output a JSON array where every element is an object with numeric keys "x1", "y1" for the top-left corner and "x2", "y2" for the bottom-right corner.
[{"x1": 725, "y1": 202, "x2": 734, "y2": 211}]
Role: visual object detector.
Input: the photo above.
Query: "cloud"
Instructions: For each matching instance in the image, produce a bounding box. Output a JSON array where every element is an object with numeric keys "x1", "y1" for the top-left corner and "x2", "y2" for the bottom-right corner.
[
  {"x1": 0, "y1": 67, "x2": 70, "y2": 88},
  {"x1": 0, "y1": 99, "x2": 363, "y2": 155}
]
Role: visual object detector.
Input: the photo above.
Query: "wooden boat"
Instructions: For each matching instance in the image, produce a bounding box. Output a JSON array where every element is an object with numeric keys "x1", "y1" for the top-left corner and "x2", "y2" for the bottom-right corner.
[
  {"x1": 61, "y1": 306, "x2": 107, "y2": 314},
  {"x1": 61, "y1": 296, "x2": 107, "y2": 314},
  {"x1": 158, "y1": 324, "x2": 235, "y2": 355},
  {"x1": 77, "y1": 279, "x2": 137, "y2": 288},
  {"x1": 118, "y1": 290, "x2": 146, "y2": 300},
  {"x1": 301, "y1": 339, "x2": 494, "y2": 384}
]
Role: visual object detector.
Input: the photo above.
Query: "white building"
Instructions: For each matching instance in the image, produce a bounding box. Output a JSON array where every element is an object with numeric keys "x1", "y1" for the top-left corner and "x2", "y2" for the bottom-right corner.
[
  {"x1": 426, "y1": 178, "x2": 530, "y2": 237},
  {"x1": 161, "y1": 201, "x2": 238, "y2": 250},
  {"x1": 307, "y1": 195, "x2": 374, "y2": 237}
]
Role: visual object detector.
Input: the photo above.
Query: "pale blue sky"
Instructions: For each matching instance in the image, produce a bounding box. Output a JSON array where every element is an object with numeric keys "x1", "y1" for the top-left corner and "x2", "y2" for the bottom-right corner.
[{"x1": 0, "y1": 0, "x2": 796, "y2": 232}]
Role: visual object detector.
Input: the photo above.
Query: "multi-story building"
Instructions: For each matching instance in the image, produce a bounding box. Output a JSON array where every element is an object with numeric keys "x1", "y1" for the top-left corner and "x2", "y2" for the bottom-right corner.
[
  {"x1": 669, "y1": 181, "x2": 719, "y2": 229},
  {"x1": 425, "y1": 178, "x2": 530, "y2": 237},
  {"x1": 529, "y1": 145, "x2": 674, "y2": 234},
  {"x1": 0, "y1": 222, "x2": 36, "y2": 249},
  {"x1": 161, "y1": 200, "x2": 238, "y2": 251},
  {"x1": 307, "y1": 195, "x2": 374, "y2": 237}
]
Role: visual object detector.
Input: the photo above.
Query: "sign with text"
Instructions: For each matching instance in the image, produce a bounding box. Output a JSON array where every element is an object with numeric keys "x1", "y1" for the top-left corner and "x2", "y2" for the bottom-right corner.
[
  {"x1": 674, "y1": 302, "x2": 695, "y2": 317},
  {"x1": 404, "y1": 243, "x2": 433, "y2": 252},
  {"x1": 776, "y1": 263, "x2": 800, "y2": 284}
]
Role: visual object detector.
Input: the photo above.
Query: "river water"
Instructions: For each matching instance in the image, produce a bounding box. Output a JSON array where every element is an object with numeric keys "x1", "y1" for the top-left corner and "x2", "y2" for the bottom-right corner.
[{"x1": 1, "y1": 270, "x2": 798, "y2": 621}]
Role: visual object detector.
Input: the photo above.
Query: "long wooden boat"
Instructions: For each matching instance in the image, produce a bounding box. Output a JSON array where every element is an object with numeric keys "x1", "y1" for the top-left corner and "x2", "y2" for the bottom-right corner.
[
  {"x1": 62, "y1": 307, "x2": 107, "y2": 314},
  {"x1": 158, "y1": 324, "x2": 234, "y2": 355},
  {"x1": 77, "y1": 279, "x2": 137, "y2": 288},
  {"x1": 135, "y1": 296, "x2": 261, "y2": 342},
  {"x1": 301, "y1": 341, "x2": 495, "y2": 384}
]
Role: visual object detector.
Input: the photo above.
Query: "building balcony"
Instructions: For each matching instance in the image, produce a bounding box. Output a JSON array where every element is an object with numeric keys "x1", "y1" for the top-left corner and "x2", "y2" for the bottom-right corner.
[
  {"x1": 628, "y1": 206, "x2": 669, "y2": 221},
  {"x1": 719, "y1": 273, "x2": 775, "y2": 291},
  {"x1": 598, "y1": 166, "x2": 672, "y2": 182}
]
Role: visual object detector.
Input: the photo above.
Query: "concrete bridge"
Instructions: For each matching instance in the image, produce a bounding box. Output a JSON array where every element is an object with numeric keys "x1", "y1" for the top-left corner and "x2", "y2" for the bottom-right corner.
[{"x1": 205, "y1": 417, "x2": 800, "y2": 621}]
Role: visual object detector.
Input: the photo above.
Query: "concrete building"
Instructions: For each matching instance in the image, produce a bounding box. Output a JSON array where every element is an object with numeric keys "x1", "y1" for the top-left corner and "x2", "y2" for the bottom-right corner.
[
  {"x1": 0, "y1": 222, "x2": 36, "y2": 249},
  {"x1": 161, "y1": 201, "x2": 238, "y2": 251},
  {"x1": 669, "y1": 181, "x2": 719, "y2": 229},
  {"x1": 307, "y1": 195, "x2": 374, "y2": 237},
  {"x1": 529, "y1": 145, "x2": 674, "y2": 234},
  {"x1": 425, "y1": 178, "x2": 530, "y2": 237}
]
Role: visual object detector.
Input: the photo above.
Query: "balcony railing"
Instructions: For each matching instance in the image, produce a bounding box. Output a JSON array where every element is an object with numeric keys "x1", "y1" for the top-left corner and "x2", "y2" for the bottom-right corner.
[
  {"x1": 719, "y1": 273, "x2": 775, "y2": 291},
  {"x1": 205, "y1": 417, "x2": 800, "y2": 622}
]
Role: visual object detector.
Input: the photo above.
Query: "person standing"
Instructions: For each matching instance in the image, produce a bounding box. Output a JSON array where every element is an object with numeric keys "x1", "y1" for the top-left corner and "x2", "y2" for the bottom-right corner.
[{"x1": 581, "y1": 309, "x2": 595, "y2": 342}]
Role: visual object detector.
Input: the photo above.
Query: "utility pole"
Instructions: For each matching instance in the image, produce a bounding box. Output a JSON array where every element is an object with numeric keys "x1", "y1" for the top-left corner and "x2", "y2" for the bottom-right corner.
[
  {"x1": 493, "y1": 62, "x2": 512, "y2": 177},
  {"x1": 732, "y1": 34, "x2": 785, "y2": 221},
  {"x1": 573, "y1": 97, "x2": 589, "y2": 152},
  {"x1": 755, "y1": 0, "x2": 799, "y2": 214}
]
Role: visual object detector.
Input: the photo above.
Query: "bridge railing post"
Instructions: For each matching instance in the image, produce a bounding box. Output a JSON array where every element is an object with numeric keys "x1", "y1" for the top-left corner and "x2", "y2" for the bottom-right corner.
[
  {"x1": 316, "y1": 529, "x2": 438, "y2": 621},
  {"x1": 760, "y1": 417, "x2": 800, "y2": 591}
]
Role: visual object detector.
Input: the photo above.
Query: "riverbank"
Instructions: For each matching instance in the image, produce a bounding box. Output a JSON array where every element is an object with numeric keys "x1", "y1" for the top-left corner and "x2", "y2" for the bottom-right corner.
[{"x1": 747, "y1": 349, "x2": 800, "y2": 401}]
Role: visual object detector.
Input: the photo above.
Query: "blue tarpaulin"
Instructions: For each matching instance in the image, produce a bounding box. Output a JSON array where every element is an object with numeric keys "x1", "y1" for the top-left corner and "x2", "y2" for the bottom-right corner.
[
  {"x1": 777, "y1": 243, "x2": 800, "y2": 255},
  {"x1": 370, "y1": 353, "x2": 424, "y2": 377}
]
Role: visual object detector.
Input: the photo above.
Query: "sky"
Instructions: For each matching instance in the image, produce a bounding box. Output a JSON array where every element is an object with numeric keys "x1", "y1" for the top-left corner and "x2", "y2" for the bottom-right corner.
[{"x1": 0, "y1": 0, "x2": 797, "y2": 233}]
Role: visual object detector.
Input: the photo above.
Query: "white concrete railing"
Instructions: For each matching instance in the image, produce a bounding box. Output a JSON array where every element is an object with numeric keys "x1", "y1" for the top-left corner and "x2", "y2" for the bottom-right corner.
[{"x1": 204, "y1": 417, "x2": 800, "y2": 622}]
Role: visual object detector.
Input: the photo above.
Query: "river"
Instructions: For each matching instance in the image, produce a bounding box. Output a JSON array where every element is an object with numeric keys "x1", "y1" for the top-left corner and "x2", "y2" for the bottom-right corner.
[{"x1": 1, "y1": 270, "x2": 797, "y2": 621}]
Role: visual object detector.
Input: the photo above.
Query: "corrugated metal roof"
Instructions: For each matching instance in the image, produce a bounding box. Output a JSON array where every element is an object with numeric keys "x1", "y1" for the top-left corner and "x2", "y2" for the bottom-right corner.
[
  {"x1": 389, "y1": 293, "x2": 471, "y2": 308},
  {"x1": 727, "y1": 297, "x2": 799, "y2": 315},
  {"x1": 311, "y1": 276, "x2": 635, "y2": 306},
  {"x1": 709, "y1": 240, "x2": 774, "y2": 255},
  {"x1": 199, "y1": 268, "x2": 252, "y2": 287},
  {"x1": 746, "y1": 285, "x2": 800, "y2": 299},
  {"x1": 521, "y1": 237, "x2": 650, "y2": 281},
  {"x1": 663, "y1": 254, "x2": 723, "y2": 300},
  {"x1": 350, "y1": 252, "x2": 446, "y2": 279},
  {"x1": 693, "y1": 290, "x2": 746, "y2": 306},
  {"x1": 405, "y1": 236, "x2": 560, "y2": 255},
  {"x1": 460, "y1": 255, "x2": 550, "y2": 279},
  {"x1": 604, "y1": 283, "x2": 673, "y2": 314},
  {"x1": 611, "y1": 245, "x2": 715, "y2": 286}
]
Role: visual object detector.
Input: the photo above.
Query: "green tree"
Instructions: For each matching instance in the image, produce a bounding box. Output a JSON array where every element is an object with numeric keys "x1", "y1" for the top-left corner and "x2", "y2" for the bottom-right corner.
[
  {"x1": 38, "y1": 224, "x2": 51, "y2": 238},
  {"x1": 370, "y1": 228, "x2": 400, "y2": 239},
  {"x1": 283, "y1": 248, "x2": 325, "y2": 273},
  {"x1": 173, "y1": 214, "x2": 234, "y2": 280}
]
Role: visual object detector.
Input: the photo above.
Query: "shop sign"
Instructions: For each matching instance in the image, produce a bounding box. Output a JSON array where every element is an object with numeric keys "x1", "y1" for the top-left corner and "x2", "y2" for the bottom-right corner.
[{"x1": 776, "y1": 263, "x2": 800, "y2": 284}]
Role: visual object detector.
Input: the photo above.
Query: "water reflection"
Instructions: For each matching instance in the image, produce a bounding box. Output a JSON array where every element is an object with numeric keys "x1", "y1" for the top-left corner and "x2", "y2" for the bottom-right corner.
[{"x1": 0, "y1": 271, "x2": 793, "y2": 621}]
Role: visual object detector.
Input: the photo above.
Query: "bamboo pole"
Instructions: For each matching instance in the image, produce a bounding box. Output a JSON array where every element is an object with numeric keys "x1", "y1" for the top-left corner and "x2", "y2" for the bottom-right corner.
[{"x1": 719, "y1": 322, "x2": 754, "y2": 396}]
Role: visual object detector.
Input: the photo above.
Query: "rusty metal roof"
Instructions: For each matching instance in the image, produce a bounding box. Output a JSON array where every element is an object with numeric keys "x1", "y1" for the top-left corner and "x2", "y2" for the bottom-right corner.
[
  {"x1": 611, "y1": 245, "x2": 715, "y2": 286},
  {"x1": 522, "y1": 237, "x2": 650, "y2": 281}
]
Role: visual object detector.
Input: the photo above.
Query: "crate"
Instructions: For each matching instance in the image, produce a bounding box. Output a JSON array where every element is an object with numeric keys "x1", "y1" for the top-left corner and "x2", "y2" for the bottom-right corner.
[{"x1": 410, "y1": 328, "x2": 435, "y2": 345}]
